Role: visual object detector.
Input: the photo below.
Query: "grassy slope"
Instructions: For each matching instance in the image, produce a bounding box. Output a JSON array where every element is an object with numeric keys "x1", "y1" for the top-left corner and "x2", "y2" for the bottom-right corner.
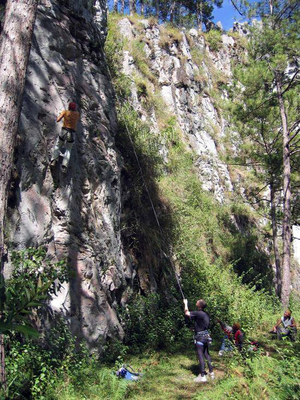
[{"x1": 51, "y1": 328, "x2": 299, "y2": 400}]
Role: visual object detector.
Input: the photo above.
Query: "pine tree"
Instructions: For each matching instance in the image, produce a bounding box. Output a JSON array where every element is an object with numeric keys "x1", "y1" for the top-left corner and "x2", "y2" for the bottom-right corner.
[
  {"x1": 120, "y1": 0, "x2": 125, "y2": 14},
  {"x1": 129, "y1": 0, "x2": 136, "y2": 15},
  {"x1": 232, "y1": 0, "x2": 299, "y2": 306},
  {"x1": 113, "y1": 0, "x2": 118, "y2": 12}
]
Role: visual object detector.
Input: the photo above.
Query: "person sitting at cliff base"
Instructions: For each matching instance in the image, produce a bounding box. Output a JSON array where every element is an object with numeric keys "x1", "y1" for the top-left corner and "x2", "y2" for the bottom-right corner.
[
  {"x1": 51, "y1": 102, "x2": 80, "y2": 173},
  {"x1": 271, "y1": 310, "x2": 297, "y2": 341},
  {"x1": 232, "y1": 322, "x2": 244, "y2": 352},
  {"x1": 217, "y1": 320, "x2": 243, "y2": 354},
  {"x1": 217, "y1": 319, "x2": 233, "y2": 356}
]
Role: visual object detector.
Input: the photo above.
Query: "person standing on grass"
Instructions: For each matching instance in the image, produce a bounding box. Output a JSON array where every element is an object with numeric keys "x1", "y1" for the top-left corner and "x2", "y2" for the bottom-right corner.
[{"x1": 183, "y1": 298, "x2": 214, "y2": 383}]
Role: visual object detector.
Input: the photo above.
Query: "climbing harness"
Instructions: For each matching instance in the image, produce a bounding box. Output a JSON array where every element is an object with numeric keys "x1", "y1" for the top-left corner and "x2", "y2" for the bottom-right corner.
[{"x1": 194, "y1": 330, "x2": 212, "y2": 345}]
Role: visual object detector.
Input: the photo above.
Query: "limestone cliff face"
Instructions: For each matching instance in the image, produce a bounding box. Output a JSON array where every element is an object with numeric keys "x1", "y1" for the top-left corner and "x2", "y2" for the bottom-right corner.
[
  {"x1": 7, "y1": 0, "x2": 129, "y2": 348},
  {"x1": 118, "y1": 18, "x2": 240, "y2": 204}
]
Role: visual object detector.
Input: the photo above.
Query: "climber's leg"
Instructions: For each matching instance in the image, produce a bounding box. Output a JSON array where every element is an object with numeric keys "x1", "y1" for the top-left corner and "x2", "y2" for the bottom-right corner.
[
  {"x1": 51, "y1": 136, "x2": 64, "y2": 164},
  {"x1": 61, "y1": 140, "x2": 73, "y2": 170}
]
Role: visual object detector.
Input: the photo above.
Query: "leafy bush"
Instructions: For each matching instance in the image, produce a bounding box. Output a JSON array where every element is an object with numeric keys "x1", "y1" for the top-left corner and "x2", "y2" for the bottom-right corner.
[
  {"x1": 117, "y1": 293, "x2": 190, "y2": 354},
  {"x1": 0, "y1": 247, "x2": 68, "y2": 338},
  {"x1": 4, "y1": 318, "x2": 91, "y2": 399}
]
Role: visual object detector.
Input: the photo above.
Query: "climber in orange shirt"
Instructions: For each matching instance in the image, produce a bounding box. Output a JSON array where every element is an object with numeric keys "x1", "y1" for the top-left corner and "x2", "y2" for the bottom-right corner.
[{"x1": 51, "y1": 102, "x2": 80, "y2": 173}]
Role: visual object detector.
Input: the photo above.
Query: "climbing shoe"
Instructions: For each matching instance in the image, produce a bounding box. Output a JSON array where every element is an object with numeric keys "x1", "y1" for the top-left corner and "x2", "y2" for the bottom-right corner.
[{"x1": 209, "y1": 372, "x2": 215, "y2": 380}]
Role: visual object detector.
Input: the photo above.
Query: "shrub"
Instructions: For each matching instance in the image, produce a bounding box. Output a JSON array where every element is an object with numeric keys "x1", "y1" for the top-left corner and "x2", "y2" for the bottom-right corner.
[
  {"x1": 204, "y1": 29, "x2": 223, "y2": 52},
  {"x1": 118, "y1": 293, "x2": 189, "y2": 353}
]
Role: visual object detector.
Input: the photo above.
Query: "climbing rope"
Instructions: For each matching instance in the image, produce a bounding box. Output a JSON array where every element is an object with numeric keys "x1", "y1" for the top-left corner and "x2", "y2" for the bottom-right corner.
[{"x1": 105, "y1": 63, "x2": 186, "y2": 300}]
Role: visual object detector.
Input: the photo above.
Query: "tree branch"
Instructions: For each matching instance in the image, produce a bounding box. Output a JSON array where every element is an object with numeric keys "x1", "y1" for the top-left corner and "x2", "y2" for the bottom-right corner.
[{"x1": 281, "y1": 69, "x2": 299, "y2": 97}]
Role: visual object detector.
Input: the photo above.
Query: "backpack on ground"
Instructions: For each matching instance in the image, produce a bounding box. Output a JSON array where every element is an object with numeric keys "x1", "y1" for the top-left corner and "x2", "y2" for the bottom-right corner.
[{"x1": 116, "y1": 364, "x2": 142, "y2": 381}]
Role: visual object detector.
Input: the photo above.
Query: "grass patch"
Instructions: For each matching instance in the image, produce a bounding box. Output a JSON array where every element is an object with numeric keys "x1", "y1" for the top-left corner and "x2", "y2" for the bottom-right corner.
[
  {"x1": 159, "y1": 23, "x2": 183, "y2": 50},
  {"x1": 41, "y1": 336, "x2": 300, "y2": 400},
  {"x1": 204, "y1": 29, "x2": 223, "y2": 52},
  {"x1": 130, "y1": 38, "x2": 157, "y2": 82}
]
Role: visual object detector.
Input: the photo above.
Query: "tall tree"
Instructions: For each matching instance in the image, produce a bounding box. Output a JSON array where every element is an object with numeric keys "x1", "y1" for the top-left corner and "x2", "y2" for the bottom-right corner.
[
  {"x1": 154, "y1": 0, "x2": 159, "y2": 17},
  {"x1": 113, "y1": 0, "x2": 118, "y2": 12},
  {"x1": 232, "y1": 0, "x2": 299, "y2": 306},
  {"x1": 120, "y1": 0, "x2": 125, "y2": 14},
  {"x1": 0, "y1": 0, "x2": 39, "y2": 389},
  {"x1": 129, "y1": 0, "x2": 136, "y2": 15},
  {"x1": 265, "y1": 0, "x2": 298, "y2": 307}
]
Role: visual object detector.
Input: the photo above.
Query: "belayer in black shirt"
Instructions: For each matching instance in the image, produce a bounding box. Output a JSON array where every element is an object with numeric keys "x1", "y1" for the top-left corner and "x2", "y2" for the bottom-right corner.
[{"x1": 184, "y1": 298, "x2": 214, "y2": 383}]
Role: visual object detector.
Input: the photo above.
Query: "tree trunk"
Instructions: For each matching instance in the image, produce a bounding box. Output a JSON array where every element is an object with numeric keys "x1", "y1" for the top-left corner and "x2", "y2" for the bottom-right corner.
[
  {"x1": 275, "y1": 71, "x2": 291, "y2": 308},
  {"x1": 140, "y1": 0, "x2": 144, "y2": 15},
  {"x1": 113, "y1": 0, "x2": 118, "y2": 13},
  {"x1": 270, "y1": 181, "x2": 281, "y2": 297},
  {"x1": 155, "y1": 0, "x2": 159, "y2": 18},
  {"x1": 169, "y1": 1, "x2": 176, "y2": 22},
  {"x1": 0, "y1": 0, "x2": 39, "y2": 390},
  {"x1": 199, "y1": 0, "x2": 203, "y2": 31},
  {"x1": 120, "y1": 0, "x2": 125, "y2": 14},
  {"x1": 129, "y1": 0, "x2": 136, "y2": 15}
]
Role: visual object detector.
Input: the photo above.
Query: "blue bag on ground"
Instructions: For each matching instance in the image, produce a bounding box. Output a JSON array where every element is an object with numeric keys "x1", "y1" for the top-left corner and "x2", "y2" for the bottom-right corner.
[{"x1": 116, "y1": 365, "x2": 141, "y2": 381}]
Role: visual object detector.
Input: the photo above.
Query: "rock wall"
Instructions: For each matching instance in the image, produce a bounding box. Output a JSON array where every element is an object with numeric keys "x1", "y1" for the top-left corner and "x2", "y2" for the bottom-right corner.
[
  {"x1": 118, "y1": 18, "x2": 237, "y2": 203},
  {"x1": 6, "y1": 0, "x2": 131, "y2": 349}
]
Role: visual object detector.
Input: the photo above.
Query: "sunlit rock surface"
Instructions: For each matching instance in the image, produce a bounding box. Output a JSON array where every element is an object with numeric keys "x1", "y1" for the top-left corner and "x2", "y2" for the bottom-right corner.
[{"x1": 7, "y1": 0, "x2": 128, "y2": 349}]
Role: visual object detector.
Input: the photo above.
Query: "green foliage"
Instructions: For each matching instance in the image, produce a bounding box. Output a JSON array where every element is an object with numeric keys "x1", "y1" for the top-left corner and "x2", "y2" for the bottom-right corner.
[
  {"x1": 190, "y1": 46, "x2": 205, "y2": 66},
  {"x1": 105, "y1": 13, "x2": 132, "y2": 100},
  {"x1": 204, "y1": 29, "x2": 223, "y2": 52},
  {"x1": 0, "y1": 247, "x2": 71, "y2": 399},
  {"x1": 131, "y1": 39, "x2": 157, "y2": 82},
  {"x1": 160, "y1": 146, "x2": 275, "y2": 335},
  {"x1": 117, "y1": 293, "x2": 190, "y2": 354},
  {"x1": 4, "y1": 319, "x2": 89, "y2": 399},
  {"x1": 44, "y1": 366, "x2": 128, "y2": 400},
  {"x1": 0, "y1": 247, "x2": 68, "y2": 337},
  {"x1": 194, "y1": 344, "x2": 300, "y2": 400},
  {"x1": 116, "y1": 101, "x2": 173, "y2": 282}
]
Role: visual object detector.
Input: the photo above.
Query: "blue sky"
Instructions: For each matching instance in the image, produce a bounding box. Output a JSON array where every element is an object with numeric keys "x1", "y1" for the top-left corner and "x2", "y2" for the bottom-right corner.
[
  {"x1": 212, "y1": 0, "x2": 247, "y2": 30},
  {"x1": 107, "y1": 1, "x2": 248, "y2": 31}
]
